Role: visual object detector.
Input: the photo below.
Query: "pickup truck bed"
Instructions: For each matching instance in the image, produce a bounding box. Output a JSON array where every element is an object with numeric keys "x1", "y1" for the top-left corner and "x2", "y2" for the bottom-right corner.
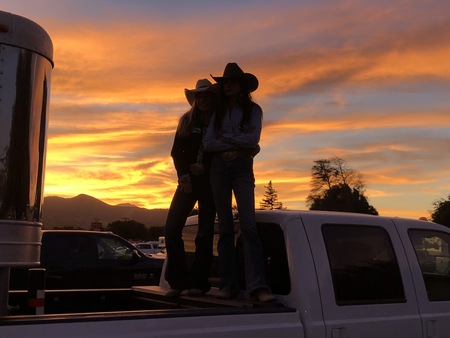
[
  {"x1": 2, "y1": 286, "x2": 301, "y2": 338},
  {"x1": 131, "y1": 285, "x2": 287, "y2": 309}
]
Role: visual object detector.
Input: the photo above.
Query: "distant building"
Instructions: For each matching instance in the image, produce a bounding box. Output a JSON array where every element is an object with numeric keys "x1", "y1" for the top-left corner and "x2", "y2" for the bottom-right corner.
[{"x1": 90, "y1": 219, "x2": 104, "y2": 231}]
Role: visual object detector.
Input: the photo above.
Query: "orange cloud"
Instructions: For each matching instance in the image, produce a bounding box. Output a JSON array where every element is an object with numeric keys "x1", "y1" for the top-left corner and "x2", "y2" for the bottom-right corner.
[{"x1": 7, "y1": 0, "x2": 446, "y2": 221}]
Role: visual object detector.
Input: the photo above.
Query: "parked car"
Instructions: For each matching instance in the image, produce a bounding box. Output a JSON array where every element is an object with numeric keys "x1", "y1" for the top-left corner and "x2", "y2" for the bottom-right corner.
[
  {"x1": 134, "y1": 241, "x2": 162, "y2": 255},
  {"x1": 9, "y1": 230, "x2": 164, "y2": 290},
  {"x1": 150, "y1": 248, "x2": 167, "y2": 260}
]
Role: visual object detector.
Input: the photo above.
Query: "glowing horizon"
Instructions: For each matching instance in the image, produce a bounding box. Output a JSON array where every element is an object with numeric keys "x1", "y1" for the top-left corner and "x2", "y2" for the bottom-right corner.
[{"x1": 3, "y1": 0, "x2": 450, "y2": 220}]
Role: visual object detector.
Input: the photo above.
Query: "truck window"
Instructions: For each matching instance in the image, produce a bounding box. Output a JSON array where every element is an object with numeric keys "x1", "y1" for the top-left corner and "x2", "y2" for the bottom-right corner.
[
  {"x1": 96, "y1": 236, "x2": 134, "y2": 260},
  {"x1": 183, "y1": 218, "x2": 237, "y2": 288},
  {"x1": 42, "y1": 233, "x2": 97, "y2": 269},
  {"x1": 237, "y1": 222, "x2": 291, "y2": 295},
  {"x1": 409, "y1": 229, "x2": 450, "y2": 301},
  {"x1": 183, "y1": 220, "x2": 290, "y2": 295},
  {"x1": 322, "y1": 224, "x2": 405, "y2": 305}
]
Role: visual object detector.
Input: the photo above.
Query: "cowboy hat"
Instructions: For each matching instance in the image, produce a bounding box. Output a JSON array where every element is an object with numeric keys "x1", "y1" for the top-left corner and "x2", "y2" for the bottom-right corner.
[
  {"x1": 184, "y1": 78, "x2": 218, "y2": 106},
  {"x1": 211, "y1": 62, "x2": 259, "y2": 92}
]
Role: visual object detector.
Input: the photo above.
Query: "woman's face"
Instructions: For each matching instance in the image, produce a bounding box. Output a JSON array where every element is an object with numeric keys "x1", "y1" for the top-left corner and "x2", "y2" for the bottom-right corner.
[
  {"x1": 195, "y1": 91, "x2": 214, "y2": 112},
  {"x1": 222, "y1": 78, "x2": 242, "y2": 97}
]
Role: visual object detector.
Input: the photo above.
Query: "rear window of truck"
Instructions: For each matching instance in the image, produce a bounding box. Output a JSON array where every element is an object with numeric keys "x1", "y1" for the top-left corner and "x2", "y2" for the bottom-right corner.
[
  {"x1": 409, "y1": 229, "x2": 450, "y2": 301},
  {"x1": 183, "y1": 220, "x2": 291, "y2": 295},
  {"x1": 322, "y1": 224, "x2": 406, "y2": 306}
]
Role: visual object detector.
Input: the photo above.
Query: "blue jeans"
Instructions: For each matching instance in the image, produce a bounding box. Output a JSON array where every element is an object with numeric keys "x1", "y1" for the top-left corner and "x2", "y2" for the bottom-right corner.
[
  {"x1": 210, "y1": 155, "x2": 268, "y2": 294},
  {"x1": 164, "y1": 175, "x2": 215, "y2": 291}
]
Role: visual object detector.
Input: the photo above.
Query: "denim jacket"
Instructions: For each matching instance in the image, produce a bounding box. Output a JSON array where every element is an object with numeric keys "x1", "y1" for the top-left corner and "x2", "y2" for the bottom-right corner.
[{"x1": 203, "y1": 103, "x2": 262, "y2": 153}]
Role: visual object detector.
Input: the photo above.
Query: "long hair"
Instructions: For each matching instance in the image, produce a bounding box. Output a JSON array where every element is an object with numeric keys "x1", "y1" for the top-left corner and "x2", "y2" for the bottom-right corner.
[
  {"x1": 176, "y1": 92, "x2": 218, "y2": 137},
  {"x1": 176, "y1": 104, "x2": 201, "y2": 138},
  {"x1": 214, "y1": 84, "x2": 257, "y2": 132}
]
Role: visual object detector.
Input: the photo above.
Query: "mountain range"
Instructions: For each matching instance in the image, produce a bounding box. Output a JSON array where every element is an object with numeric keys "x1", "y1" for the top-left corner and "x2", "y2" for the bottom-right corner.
[{"x1": 42, "y1": 194, "x2": 169, "y2": 230}]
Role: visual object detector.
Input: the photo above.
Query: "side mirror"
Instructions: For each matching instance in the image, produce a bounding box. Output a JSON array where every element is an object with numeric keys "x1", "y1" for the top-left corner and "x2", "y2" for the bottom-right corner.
[{"x1": 132, "y1": 249, "x2": 142, "y2": 261}]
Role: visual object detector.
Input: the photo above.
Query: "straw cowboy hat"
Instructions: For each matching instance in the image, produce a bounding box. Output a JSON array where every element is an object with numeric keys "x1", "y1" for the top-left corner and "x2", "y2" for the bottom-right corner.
[
  {"x1": 184, "y1": 79, "x2": 218, "y2": 106},
  {"x1": 211, "y1": 62, "x2": 259, "y2": 92}
]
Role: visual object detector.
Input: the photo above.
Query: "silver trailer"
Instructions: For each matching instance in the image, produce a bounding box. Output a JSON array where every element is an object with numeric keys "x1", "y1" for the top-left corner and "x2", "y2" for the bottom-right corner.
[{"x1": 0, "y1": 11, "x2": 53, "y2": 315}]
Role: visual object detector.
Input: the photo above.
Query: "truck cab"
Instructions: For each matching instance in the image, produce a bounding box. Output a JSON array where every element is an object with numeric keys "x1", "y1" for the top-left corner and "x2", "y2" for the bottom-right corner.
[{"x1": 164, "y1": 210, "x2": 450, "y2": 338}]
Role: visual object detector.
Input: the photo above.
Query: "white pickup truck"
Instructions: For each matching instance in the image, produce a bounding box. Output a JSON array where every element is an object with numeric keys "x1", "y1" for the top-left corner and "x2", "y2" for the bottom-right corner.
[
  {"x1": 3, "y1": 9, "x2": 449, "y2": 338},
  {"x1": 2, "y1": 210, "x2": 450, "y2": 337}
]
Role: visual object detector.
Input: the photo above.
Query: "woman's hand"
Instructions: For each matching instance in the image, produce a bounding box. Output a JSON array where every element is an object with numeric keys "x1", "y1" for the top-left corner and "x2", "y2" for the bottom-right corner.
[
  {"x1": 179, "y1": 181, "x2": 192, "y2": 194},
  {"x1": 190, "y1": 163, "x2": 205, "y2": 176}
]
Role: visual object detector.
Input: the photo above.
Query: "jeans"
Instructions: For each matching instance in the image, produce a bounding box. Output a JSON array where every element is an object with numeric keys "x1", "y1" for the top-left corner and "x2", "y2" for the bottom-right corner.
[
  {"x1": 210, "y1": 155, "x2": 268, "y2": 294},
  {"x1": 164, "y1": 175, "x2": 215, "y2": 291}
]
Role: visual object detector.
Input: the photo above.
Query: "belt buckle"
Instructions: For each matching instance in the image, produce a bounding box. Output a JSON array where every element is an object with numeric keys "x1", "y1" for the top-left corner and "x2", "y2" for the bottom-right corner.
[{"x1": 221, "y1": 151, "x2": 237, "y2": 161}]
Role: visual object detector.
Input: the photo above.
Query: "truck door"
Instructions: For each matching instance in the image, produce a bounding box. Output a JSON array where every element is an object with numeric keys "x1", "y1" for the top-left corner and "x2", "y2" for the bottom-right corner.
[
  {"x1": 395, "y1": 218, "x2": 450, "y2": 338},
  {"x1": 301, "y1": 213, "x2": 422, "y2": 338}
]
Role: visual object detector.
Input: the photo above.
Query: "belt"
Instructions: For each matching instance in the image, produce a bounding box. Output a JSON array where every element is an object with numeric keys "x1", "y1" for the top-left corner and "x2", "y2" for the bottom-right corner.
[{"x1": 218, "y1": 149, "x2": 251, "y2": 161}]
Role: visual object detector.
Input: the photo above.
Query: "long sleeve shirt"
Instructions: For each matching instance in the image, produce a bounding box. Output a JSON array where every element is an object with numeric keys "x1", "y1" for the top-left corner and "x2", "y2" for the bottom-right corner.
[
  {"x1": 203, "y1": 103, "x2": 262, "y2": 153},
  {"x1": 170, "y1": 120, "x2": 208, "y2": 181}
]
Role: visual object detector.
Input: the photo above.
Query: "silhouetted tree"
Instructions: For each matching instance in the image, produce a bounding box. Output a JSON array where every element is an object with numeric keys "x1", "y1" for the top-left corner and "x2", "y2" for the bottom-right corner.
[
  {"x1": 431, "y1": 195, "x2": 450, "y2": 228},
  {"x1": 260, "y1": 181, "x2": 284, "y2": 210},
  {"x1": 148, "y1": 226, "x2": 165, "y2": 241},
  {"x1": 307, "y1": 156, "x2": 378, "y2": 215},
  {"x1": 309, "y1": 156, "x2": 363, "y2": 198},
  {"x1": 310, "y1": 159, "x2": 335, "y2": 194},
  {"x1": 107, "y1": 219, "x2": 149, "y2": 241},
  {"x1": 309, "y1": 183, "x2": 378, "y2": 215}
]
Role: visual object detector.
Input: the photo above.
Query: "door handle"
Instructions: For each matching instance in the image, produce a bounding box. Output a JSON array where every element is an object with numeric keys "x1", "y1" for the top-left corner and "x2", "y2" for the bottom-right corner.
[
  {"x1": 427, "y1": 319, "x2": 437, "y2": 338},
  {"x1": 331, "y1": 327, "x2": 347, "y2": 338}
]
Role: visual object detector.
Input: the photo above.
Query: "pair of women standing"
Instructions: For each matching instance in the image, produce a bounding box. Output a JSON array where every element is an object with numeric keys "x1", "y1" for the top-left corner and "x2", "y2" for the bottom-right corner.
[{"x1": 165, "y1": 63, "x2": 275, "y2": 303}]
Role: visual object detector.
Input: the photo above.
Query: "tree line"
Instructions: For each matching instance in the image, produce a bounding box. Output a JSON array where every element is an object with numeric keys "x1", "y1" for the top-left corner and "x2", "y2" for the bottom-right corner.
[
  {"x1": 259, "y1": 156, "x2": 450, "y2": 228},
  {"x1": 259, "y1": 156, "x2": 377, "y2": 215},
  {"x1": 306, "y1": 156, "x2": 377, "y2": 215}
]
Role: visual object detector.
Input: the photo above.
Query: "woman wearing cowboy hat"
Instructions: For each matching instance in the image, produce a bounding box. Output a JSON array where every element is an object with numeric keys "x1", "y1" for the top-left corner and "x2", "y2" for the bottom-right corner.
[
  {"x1": 204, "y1": 63, "x2": 275, "y2": 303},
  {"x1": 164, "y1": 79, "x2": 218, "y2": 297}
]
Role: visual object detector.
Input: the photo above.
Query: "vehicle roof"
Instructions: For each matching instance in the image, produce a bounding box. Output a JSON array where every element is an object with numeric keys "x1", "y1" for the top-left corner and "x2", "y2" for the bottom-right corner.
[
  {"x1": 42, "y1": 230, "x2": 114, "y2": 235},
  {"x1": 186, "y1": 209, "x2": 442, "y2": 230},
  {"x1": 252, "y1": 208, "x2": 432, "y2": 222},
  {"x1": 254, "y1": 209, "x2": 449, "y2": 233}
]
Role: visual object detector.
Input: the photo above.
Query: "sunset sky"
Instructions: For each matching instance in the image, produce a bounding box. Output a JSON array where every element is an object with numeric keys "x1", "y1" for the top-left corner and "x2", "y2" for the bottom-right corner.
[{"x1": 3, "y1": 0, "x2": 450, "y2": 219}]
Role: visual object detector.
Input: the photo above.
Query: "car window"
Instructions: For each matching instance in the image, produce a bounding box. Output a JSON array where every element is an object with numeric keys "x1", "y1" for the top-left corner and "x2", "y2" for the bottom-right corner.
[
  {"x1": 96, "y1": 235, "x2": 134, "y2": 260},
  {"x1": 409, "y1": 229, "x2": 450, "y2": 301},
  {"x1": 42, "y1": 233, "x2": 97, "y2": 268},
  {"x1": 136, "y1": 244, "x2": 151, "y2": 249},
  {"x1": 323, "y1": 224, "x2": 405, "y2": 305}
]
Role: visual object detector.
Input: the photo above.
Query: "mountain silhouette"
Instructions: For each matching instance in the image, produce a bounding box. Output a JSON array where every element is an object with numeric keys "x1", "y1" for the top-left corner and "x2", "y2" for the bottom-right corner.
[{"x1": 42, "y1": 194, "x2": 168, "y2": 230}]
